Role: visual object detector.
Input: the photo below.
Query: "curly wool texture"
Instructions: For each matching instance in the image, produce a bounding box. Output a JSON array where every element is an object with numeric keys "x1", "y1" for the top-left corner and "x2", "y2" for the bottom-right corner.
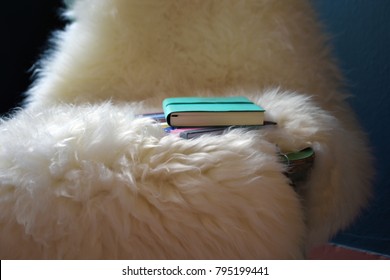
[
  {"x1": 0, "y1": 103, "x2": 303, "y2": 259},
  {"x1": 0, "y1": 0, "x2": 373, "y2": 259}
]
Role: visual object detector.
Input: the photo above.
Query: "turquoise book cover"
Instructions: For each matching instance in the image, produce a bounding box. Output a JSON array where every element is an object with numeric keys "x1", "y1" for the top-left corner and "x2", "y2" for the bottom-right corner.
[{"x1": 163, "y1": 96, "x2": 265, "y2": 127}]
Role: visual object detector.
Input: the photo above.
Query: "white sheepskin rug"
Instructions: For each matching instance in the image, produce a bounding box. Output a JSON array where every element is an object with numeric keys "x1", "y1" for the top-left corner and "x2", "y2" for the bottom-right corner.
[{"x1": 0, "y1": 0, "x2": 373, "y2": 259}]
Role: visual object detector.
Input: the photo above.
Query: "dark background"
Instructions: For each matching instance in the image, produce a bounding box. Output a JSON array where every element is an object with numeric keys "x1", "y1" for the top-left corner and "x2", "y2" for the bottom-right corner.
[
  {"x1": 312, "y1": 0, "x2": 390, "y2": 256},
  {"x1": 2, "y1": 0, "x2": 389, "y2": 256},
  {"x1": 1, "y1": 1, "x2": 65, "y2": 115}
]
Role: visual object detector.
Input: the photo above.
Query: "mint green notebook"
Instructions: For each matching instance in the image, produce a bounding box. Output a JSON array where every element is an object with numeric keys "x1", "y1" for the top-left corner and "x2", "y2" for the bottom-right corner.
[{"x1": 163, "y1": 96, "x2": 265, "y2": 127}]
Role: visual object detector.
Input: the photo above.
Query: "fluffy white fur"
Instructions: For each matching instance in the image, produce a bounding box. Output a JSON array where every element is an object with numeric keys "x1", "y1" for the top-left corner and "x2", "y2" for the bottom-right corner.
[{"x1": 0, "y1": 0, "x2": 372, "y2": 259}]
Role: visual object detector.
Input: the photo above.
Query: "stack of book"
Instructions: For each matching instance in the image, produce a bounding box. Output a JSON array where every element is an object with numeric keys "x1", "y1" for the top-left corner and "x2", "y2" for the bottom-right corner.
[{"x1": 148, "y1": 96, "x2": 269, "y2": 139}]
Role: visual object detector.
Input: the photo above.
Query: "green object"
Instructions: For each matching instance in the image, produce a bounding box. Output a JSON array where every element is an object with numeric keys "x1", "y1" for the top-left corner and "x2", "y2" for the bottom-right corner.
[
  {"x1": 281, "y1": 147, "x2": 315, "y2": 163},
  {"x1": 280, "y1": 147, "x2": 315, "y2": 186}
]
